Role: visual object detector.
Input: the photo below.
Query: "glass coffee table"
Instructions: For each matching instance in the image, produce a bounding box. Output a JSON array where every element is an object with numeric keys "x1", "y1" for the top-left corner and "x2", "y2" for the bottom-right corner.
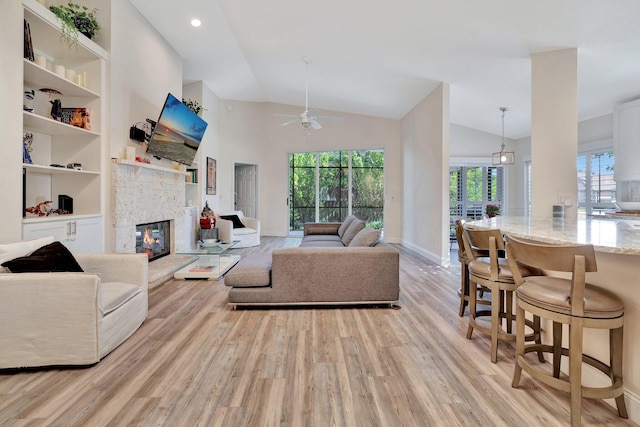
[{"x1": 174, "y1": 240, "x2": 241, "y2": 280}]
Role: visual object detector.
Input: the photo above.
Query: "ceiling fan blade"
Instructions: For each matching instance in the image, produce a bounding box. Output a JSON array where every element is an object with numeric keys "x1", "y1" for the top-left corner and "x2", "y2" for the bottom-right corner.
[
  {"x1": 272, "y1": 113, "x2": 300, "y2": 118},
  {"x1": 315, "y1": 116, "x2": 344, "y2": 123},
  {"x1": 281, "y1": 118, "x2": 301, "y2": 127},
  {"x1": 310, "y1": 118, "x2": 322, "y2": 129}
]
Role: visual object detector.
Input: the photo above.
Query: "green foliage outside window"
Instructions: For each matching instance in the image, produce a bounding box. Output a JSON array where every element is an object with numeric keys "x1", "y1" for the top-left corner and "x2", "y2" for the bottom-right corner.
[{"x1": 289, "y1": 150, "x2": 384, "y2": 231}]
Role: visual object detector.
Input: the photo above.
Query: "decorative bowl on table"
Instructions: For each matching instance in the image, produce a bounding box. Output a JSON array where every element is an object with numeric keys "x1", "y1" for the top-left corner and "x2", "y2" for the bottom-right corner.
[{"x1": 614, "y1": 201, "x2": 640, "y2": 211}]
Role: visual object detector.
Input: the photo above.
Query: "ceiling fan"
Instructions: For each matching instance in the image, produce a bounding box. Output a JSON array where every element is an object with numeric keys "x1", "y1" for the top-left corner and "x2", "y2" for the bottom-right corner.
[{"x1": 274, "y1": 57, "x2": 344, "y2": 130}]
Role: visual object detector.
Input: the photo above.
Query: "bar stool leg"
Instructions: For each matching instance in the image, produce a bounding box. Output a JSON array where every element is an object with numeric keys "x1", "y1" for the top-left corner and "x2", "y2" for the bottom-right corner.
[
  {"x1": 569, "y1": 319, "x2": 584, "y2": 427},
  {"x1": 553, "y1": 321, "x2": 562, "y2": 378},
  {"x1": 505, "y1": 290, "x2": 514, "y2": 334},
  {"x1": 466, "y1": 280, "x2": 477, "y2": 339},
  {"x1": 611, "y1": 325, "x2": 628, "y2": 418},
  {"x1": 458, "y1": 262, "x2": 469, "y2": 317},
  {"x1": 512, "y1": 302, "x2": 525, "y2": 388},
  {"x1": 491, "y1": 285, "x2": 501, "y2": 363}
]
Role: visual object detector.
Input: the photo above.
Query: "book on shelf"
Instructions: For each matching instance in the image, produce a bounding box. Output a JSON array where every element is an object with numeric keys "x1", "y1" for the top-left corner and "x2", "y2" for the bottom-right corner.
[
  {"x1": 186, "y1": 169, "x2": 197, "y2": 183},
  {"x1": 60, "y1": 108, "x2": 91, "y2": 130},
  {"x1": 24, "y1": 19, "x2": 34, "y2": 61}
]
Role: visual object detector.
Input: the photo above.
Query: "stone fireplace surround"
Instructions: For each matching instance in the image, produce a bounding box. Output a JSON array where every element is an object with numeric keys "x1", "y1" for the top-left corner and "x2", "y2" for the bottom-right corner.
[{"x1": 111, "y1": 160, "x2": 190, "y2": 255}]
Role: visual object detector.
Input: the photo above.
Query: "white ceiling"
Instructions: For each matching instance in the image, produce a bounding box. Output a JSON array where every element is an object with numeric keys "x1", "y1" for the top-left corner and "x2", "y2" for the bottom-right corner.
[{"x1": 129, "y1": 0, "x2": 640, "y2": 139}]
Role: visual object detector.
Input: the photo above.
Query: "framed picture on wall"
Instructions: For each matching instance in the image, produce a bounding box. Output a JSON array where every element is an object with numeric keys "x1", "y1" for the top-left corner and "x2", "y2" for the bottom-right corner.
[{"x1": 206, "y1": 157, "x2": 217, "y2": 195}]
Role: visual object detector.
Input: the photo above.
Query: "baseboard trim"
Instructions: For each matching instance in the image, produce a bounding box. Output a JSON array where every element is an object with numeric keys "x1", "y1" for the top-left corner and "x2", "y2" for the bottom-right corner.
[{"x1": 401, "y1": 240, "x2": 450, "y2": 266}]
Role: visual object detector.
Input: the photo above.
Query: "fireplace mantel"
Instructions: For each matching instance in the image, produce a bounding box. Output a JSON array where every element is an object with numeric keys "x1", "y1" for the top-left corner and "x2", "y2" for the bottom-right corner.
[{"x1": 114, "y1": 159, "x2": 188, "y2": 177}]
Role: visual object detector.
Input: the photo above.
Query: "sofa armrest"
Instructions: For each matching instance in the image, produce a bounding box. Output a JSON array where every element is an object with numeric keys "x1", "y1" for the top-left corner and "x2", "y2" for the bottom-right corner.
[
  {"x1": 242, "y1": 216, "x2": 260, "y2": 233},
  {"x1": 75, "y1": 253, "x2": 148, "y2": 292},
  {"x1": 303, "y1": 222, "x2": 341, "y2": 236},
  {"x1": 0, "y1": 272, "x2": 101, "y2": 368}
]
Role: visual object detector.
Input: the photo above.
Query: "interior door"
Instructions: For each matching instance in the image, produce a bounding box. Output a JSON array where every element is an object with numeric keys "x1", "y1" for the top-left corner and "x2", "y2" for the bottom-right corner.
[{"x1": 235, "y1": 164, "x2": 257, "y2": 217}]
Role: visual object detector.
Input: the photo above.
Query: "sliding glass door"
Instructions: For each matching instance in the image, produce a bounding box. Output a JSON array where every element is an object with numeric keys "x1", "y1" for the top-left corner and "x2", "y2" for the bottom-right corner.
[{"x1": 289, "y1": 149, "x2": 384, "y2": 232}]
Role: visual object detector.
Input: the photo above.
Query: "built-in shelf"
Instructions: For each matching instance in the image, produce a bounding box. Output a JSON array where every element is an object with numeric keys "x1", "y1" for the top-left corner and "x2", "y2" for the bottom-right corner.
[
  {"x1": 23, "y1": 59, "x2": 100, "y2": 98},
  {"x1": 23, "y1": 163, "x2": 100, "y2": 175},
  {"x1": 22, "y1": 213, "x2": 101, "y2": 224},
  {"x1": 23, "y1": 111, "x2": 100, "y2": 136}
]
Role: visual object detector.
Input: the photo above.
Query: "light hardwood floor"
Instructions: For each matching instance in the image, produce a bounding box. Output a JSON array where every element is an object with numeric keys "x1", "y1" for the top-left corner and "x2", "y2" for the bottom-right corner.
[{"x1": 0, "y1": 237, "x2": 636, "y2": 426}]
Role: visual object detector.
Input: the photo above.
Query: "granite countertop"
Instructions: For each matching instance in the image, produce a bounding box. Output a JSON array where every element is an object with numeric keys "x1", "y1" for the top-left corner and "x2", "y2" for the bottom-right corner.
[{"x1": 466, "y1": 216, "x2": 640, "y2": 255}]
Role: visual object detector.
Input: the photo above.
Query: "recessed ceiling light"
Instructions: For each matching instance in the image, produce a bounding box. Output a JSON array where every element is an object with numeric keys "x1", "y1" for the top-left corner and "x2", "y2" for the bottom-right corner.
[{"x1": 191, "y1": 18, "x2": 201, "y2": 27}]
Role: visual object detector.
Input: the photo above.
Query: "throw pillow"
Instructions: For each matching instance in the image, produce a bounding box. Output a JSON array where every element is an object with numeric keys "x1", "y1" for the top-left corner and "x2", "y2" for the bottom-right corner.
[
  {"x1": 1, "y1": 241, "x2": 83, "y2": 273},
  {"x1": 337, "y1": 215, "x2": 356, "y2": 238},
  {"x1": 0, "y1": 235, "x2": 55, "y2": 265},
  {"x1": 349, "y1": 227, "x2": 381, "y2": 247},
  {"x1": 341, "y1": 219, "x2": 365, "y2": 246},
  {"x1": 220, "y1": 214, "x2": 246, "y2": 229}
]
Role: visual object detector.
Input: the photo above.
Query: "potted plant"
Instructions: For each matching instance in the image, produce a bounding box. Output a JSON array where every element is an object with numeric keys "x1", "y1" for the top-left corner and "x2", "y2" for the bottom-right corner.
[
  {"x1": 485, "y1": 204, "x2": 500, "y2": 218},
  {"x1": 182, "y1": 98, "x2": 206, "y2": 116},
  {"x1": 50, "y1": 2, "x2": 100, "y2": 48}
]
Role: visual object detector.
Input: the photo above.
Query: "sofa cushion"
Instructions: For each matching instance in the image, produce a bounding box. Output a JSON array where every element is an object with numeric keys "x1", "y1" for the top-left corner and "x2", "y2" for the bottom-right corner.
[
  {"x1": 341, "y1": 219, "x2": 365, "y2": 246},
  {"x1": 337, "y1": 215, "x2": 356, "y2": 238},
  {"x1": 220, "y1": 214, "x2": 245, "y2": 229},
  {"x1": 302, "y1": 234, "x2": 343, "y2": 243},
  {"x1": 1, "y1": 241, "x2": 83, "y2": 273},
  {"x1": 299, "y1": 240, "x2": 346, "y2": 248},
  {"x1": 0, "y1": 236, "x2": 55, "y2": 272},
  {"x1": 100, "y1": 282, "x2": 143, "y2": 316},
  {"x1": 349, "y1": 227, "x2": 381, "y2": 247},
  {"x1": 224, "y1": 254, "x2": 272, "y2": 287}
]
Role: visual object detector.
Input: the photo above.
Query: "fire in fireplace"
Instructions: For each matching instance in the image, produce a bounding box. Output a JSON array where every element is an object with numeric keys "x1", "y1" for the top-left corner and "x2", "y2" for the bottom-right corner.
[{"x1": 136, "y1": 220, "x2": 170, "y2": 261}]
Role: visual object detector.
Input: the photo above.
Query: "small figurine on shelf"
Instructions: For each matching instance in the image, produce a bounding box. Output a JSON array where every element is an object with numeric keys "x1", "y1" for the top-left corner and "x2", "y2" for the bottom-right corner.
[
  {"x1": 200, "y1": 201, "x2": 216, "y2": 229},
  {"x1": 26, "y1": 200, "x2": 52, "y2": 216},
  {"x1": 23, "y1": 133, "x2": 33, "y2": 164}
]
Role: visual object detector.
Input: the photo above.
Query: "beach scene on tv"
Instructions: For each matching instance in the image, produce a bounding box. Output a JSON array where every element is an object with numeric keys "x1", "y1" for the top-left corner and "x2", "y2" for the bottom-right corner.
[{"x1": 147, "y1": 94, "x2": 208, "y2": 165}]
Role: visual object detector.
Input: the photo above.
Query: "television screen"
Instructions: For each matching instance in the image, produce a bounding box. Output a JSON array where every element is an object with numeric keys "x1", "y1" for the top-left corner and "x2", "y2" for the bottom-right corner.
[{"x1": 146, "y1": 93, "x2": 208, "y2": 165}]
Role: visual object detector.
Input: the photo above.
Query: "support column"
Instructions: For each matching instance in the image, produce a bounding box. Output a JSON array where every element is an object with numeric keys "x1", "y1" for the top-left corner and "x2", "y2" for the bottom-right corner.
[{"x1": 531, "y1": 49, "x2": 578, "y2": 218}]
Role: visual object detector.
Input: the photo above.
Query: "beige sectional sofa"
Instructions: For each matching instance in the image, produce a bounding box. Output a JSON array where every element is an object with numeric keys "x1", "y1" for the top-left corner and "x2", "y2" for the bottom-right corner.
[{"x1": 224, "y1": 216, "x2": 399, "y2": 307}]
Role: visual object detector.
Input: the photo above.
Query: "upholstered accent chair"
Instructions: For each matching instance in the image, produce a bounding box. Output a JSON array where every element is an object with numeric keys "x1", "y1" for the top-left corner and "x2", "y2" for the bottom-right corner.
[
  {"x1": 0, "y1": 237, "x2": 148, "y2": 369},
  {"x1": 215, "y1": 210, "x2": 260, "y2": 248}
]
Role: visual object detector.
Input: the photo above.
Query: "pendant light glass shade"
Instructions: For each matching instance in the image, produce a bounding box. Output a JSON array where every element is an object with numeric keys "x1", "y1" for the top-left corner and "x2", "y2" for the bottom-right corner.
[{"x1": 492, "y1": 107, "x2": 514, "y2": 165}]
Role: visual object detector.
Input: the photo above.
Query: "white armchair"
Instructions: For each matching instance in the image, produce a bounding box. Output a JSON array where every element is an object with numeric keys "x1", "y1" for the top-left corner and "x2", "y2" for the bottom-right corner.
[
  {"x1": 0, "y1": 237, "x2": 148, "y2": 369},
  {"x1": 215, "y1": 210, "x2": 260, "y2": 248}
]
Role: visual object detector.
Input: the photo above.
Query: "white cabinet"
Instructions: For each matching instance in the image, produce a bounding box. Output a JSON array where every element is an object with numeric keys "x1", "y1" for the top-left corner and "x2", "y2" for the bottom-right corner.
[
  {"x1": 613, "y1": 98, "x2": 640, "y2": 182},
  {"x1": 22, "y1": 215, "x2": 103, "y2": 253},
  {"x1": 21, "y1": 0, "x2": 106, "y2": 249}
]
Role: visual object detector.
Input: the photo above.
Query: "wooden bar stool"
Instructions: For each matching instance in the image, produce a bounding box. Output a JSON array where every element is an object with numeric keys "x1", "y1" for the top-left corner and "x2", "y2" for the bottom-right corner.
[
  {"x1": 455, "y1": 219, "x2": 491, "y2": 317},
  {"x1": 462, "y1": 227, "x2": 542, "y2": 363},
  {"x1": 505, "y1": 235, "x2": 627, "y2": 427}
]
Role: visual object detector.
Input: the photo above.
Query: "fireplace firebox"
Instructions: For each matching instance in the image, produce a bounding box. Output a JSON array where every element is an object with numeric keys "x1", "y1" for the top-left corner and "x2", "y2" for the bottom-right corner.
[{"x1": 136, "y1": 220, "x2": 170, "y2": 261}]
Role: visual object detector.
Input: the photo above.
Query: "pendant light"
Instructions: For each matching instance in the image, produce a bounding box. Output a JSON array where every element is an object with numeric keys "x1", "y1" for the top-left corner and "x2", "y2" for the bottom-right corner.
[{"x1": 492, "y1": 107, "x2": 514, "y2": 165}]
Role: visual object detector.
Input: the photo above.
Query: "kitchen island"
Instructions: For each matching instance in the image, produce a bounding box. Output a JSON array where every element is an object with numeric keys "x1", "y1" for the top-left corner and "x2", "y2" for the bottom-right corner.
[{"x1": 467, "y1": 216, "x2": 640, "y2": 421}]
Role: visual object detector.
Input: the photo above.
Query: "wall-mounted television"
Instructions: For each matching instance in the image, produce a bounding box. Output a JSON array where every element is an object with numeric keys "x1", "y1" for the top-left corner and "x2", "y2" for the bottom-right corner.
[{"x1": 146, "y1": 93, "x2": 208, "y2": 166}]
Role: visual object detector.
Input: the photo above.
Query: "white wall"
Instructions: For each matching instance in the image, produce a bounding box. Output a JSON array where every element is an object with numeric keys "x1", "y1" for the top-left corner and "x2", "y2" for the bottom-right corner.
[
  {"x1": 215, "y1": 101, "x2": 404, "y2": 241},
  {"x1": 0, "y1": 1, "x2": 23, "y2": 242},
  {"x1": 106, "y1": 0, "x2": 183, "y2": 250},
  {"x1": 401, "y1": 83, "x2": 450, "y2": 265},
  {"x1": 450, "y1": 123, "x2": 513, "y2": 158},
  {"x1": 183, "y1": 81, "x2": 222, "y2": 211}
]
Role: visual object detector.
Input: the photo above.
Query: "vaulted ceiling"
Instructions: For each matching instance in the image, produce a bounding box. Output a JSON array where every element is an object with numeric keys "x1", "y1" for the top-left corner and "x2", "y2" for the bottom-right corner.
[{"x1": 130, "y1": 0, "x2": 640, "y2": 139}]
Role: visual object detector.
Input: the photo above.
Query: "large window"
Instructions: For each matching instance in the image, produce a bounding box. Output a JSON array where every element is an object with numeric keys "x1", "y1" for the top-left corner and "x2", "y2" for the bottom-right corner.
[
  {"x1": 289, "y1": 149, "x2": 384, "y2": 232},
  {"x1": 450, "y1": 165, "x2": 505, "y2": 220},
  {"x1": 577, "y1": 150, "x2": 616, "y2": 216}
]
